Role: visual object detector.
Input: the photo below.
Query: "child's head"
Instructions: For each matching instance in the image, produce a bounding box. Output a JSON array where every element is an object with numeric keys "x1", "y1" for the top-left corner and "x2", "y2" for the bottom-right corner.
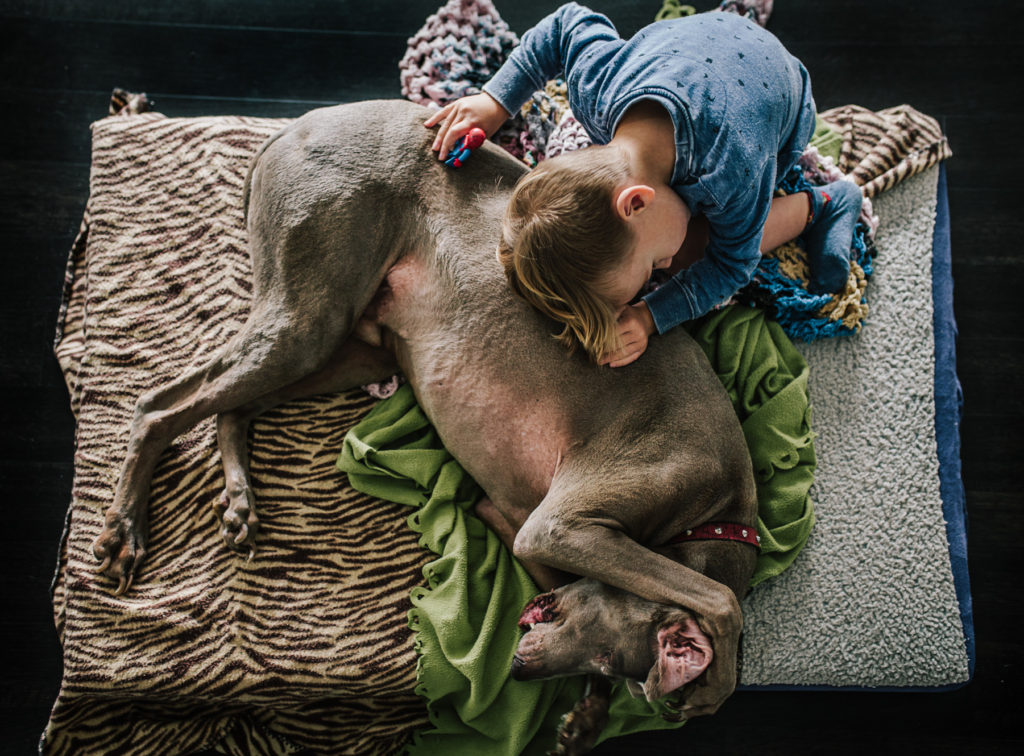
[
  {"x1": 497, "y1": 144, "x2": 687, "y2": 362},
  {"x1": 497, "y1": 145, "x2": 634, "y2": 362}
]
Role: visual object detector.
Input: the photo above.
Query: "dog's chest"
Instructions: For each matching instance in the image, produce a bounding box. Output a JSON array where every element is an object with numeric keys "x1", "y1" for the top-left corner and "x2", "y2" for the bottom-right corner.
[
  {"x1": 417, "y1": 359, "x2": 572, "y2": 505},
  {"x1": 372, "y1": 255, "x2": 571, "y2": 505}
]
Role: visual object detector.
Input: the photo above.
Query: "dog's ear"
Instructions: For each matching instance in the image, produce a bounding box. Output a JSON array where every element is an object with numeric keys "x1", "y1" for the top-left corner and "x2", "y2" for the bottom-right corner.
[{"x1": 642, "y1": 614, "x2": 713, "y2": 701}]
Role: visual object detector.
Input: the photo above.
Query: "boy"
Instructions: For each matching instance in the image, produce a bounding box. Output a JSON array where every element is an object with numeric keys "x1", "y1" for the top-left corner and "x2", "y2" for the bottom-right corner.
[{"x1": 426, "y1": 3, "x2": 862, "y2": 365}]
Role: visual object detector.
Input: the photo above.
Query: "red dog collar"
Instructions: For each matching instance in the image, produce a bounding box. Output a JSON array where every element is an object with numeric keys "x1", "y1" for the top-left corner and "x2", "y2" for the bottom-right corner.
[{"x1": 667, "y1": 522, "x2": 761, "y2": 550}]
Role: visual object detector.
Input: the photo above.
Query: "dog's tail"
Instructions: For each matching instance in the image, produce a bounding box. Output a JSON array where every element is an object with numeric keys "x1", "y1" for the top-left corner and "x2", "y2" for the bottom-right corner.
[{"x1": 242, "y1": 127, "x2": 290, "y2": 223}]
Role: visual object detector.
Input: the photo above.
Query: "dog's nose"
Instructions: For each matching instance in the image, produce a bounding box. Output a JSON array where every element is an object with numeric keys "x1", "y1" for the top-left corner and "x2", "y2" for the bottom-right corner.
[{"x1": 511, "y1": 654, "x2": 525, "y2": 676}]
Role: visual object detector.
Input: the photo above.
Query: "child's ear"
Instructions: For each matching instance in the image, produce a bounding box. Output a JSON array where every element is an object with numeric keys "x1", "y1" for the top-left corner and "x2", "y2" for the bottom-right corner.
[{"x1": 615, "y1": 185, "x2": 656, "y2": 220}]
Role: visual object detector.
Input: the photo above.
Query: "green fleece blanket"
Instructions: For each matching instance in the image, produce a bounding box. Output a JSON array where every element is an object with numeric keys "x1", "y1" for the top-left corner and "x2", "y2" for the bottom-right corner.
[
  {"x1": 337, "y1": 303, "x2": 815, "y2": 753},
  {"x1": 688, "y1": 305, "x2": 817, "y2": 584}
]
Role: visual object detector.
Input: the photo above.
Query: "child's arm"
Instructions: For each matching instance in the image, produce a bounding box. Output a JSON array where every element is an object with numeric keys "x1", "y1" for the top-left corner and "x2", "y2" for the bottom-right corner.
[
  {"x1": 602, "y1": 193, "x2": 811, "y2": 366},
  {"x1": 482, "y1": 3, "x2": 618, "y2": 123},
  {"x1": 642, "y1": 234, "x2": 761, "y2": 332},
  {"x1": 426, "y1": 2, "x2": 619, "y2": 159},
  {"x1": 643, "y1": 181, "x2": 774, "y2": 333}
]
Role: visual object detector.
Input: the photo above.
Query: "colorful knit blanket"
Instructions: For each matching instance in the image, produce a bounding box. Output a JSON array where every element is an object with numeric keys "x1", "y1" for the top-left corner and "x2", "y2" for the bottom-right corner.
[{"x1": 398, "y1": 0, "x2": 952, "y2": 341}]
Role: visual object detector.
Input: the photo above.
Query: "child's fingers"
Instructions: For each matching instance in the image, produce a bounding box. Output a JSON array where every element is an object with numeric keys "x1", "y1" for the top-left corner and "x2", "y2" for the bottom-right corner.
[
  {"x1": 436, "y1": 122, "x2": 463, "y2": 157},
  {"x1": 608, "y1": 350, "x2": 642, "y2": 368},
  {"x1": 434, "y1": 123, "x2": 454, "y2": 157},
  {"x1": 600, "y1": 338, "x2": 640, "y2": 366},
  {"x1": 431, "y1": 121, "x2": 448, "y2": 154},
  {"x1": 431, "y1": 120, "x2": 452, "y2": 153},
  {"x1": 427, "y1": 106, "x2": 458, "y2": 153},
  {"x1": 424, "y1": 102, "x2": 453, "y2": 130},
  {"x1": 602, "y1": 343, "x2": 640, "y2": 367},
  {"x1": 601, "y1": 321, "x2": 648, "y2": 366},
  {"x1": 438, "y1": 123, "x2": 469, "y2": 162}
]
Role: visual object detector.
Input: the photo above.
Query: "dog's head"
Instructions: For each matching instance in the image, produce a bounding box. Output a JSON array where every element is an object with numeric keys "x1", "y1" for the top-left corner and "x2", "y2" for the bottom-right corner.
[{"x1": 511, "y1": 578, "x2": 713, "y2": 701}]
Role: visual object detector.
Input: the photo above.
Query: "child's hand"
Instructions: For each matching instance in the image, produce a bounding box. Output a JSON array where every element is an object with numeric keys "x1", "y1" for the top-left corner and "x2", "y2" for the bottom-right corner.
[
  {"x1": 424, "y1": 93, "x2": 510, "y2": 161},
  {"x1": 600, "y1": 302, "x2": 656, "y2": 368}
]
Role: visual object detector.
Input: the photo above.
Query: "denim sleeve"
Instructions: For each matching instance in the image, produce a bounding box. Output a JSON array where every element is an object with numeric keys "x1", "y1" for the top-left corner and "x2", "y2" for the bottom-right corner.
[
  {"x1": 482, "y1": 3, "x2": 619, "y2": 116},
  {"x1": 643, "y1": 234, "x2": 762, "y2": 331},
  {"x1": 643, "y1": 172, "x2": 774, "y2": 332}
]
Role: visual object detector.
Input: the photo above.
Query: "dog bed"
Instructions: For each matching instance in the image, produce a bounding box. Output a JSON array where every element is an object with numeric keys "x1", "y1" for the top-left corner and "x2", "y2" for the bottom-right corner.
[
  {"x1": 43, "y1": 100, "x2": 971, "y2": 754},
  {"x1": 739, "y1": 162, "x2": 973, "y2": 690}
]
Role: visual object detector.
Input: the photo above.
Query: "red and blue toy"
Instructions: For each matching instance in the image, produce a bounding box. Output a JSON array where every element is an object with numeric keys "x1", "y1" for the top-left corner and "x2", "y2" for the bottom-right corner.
[{"x1": 444, "y1": 127, "x2": 486, "y2": 168}]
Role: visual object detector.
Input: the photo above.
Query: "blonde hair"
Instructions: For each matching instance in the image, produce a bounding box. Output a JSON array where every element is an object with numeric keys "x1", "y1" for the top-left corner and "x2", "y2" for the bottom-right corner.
[{"x1": 497, "y1": 145, "x2": 633, "y2": 363}]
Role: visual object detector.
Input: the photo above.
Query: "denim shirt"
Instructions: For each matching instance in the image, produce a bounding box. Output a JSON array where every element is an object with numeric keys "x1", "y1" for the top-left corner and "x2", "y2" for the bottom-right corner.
[{"x1": 483, "y1": 3, "x2": 816, "y2": 330}]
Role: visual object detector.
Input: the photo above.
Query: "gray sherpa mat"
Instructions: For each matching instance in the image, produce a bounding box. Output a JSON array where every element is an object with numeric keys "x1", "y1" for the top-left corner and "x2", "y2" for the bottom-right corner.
[{"x1": 738, "y1": 165, "x2": 971, "y2": 689}]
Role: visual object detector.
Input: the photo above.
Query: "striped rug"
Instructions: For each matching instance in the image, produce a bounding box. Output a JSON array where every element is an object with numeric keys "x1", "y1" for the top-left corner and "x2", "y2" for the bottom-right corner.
[{"x1": 48, "y1": 113, "x2": 431, "y2": 755}]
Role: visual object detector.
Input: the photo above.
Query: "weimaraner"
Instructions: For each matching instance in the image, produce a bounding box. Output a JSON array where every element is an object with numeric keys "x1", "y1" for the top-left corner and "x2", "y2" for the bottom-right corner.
[{"x1": 93, "y1": 100, "x2": 758, "y2": 753}]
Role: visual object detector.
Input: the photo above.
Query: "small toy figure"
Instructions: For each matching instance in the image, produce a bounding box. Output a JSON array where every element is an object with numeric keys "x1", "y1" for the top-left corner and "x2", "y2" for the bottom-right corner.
[{"x1": 444, "y1": 127, "x2": 486, "y2": 168}]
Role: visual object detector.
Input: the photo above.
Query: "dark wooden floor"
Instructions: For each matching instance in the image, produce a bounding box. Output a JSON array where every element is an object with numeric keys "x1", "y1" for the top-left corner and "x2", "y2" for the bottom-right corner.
[{"x1": 2, "y1": 0, "x2": 1021, "y2": 753}]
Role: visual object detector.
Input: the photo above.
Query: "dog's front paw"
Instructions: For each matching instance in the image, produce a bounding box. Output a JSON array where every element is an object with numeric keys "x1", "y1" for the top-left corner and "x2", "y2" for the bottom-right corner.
[
  {"x1": 214, "y1": 488, "x2": 259, "y2": 554},
  {"x1": 549, "y1": 676, "x2": 611, "y2": 756},
  {"x1": 92, "y1": 507, "x2": 147, "y2": 595}
]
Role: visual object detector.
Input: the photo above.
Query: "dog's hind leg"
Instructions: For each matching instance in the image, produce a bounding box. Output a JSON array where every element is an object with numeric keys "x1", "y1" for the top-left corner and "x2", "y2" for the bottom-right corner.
[
  {"x1": 214, "y1": 337, "x2": 398, "y2": 552},
  {"x1": 93, "y1": 302, "x2": 362, "y2": 593}
]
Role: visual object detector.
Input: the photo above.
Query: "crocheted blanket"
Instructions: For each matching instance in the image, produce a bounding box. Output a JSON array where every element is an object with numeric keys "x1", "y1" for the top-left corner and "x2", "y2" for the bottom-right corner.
[{"x1": 398, "y1": 0, "x2": 952, "y2": 341}]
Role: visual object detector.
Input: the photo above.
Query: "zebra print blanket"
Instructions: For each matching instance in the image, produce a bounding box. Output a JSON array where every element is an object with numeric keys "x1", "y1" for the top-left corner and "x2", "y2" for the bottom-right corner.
[
  {"x1": 48, "y1": 113, "x2": 431, "y2": 755},
  {"x1": 45, "y1": 98, "x2": 952, "y2": 754}
]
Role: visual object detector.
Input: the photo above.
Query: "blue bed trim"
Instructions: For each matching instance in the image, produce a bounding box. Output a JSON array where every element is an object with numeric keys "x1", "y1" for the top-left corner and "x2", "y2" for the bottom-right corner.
[
  {"x1": 740, "y1": 164, "x2": 974, "y2": 693},
  {"x1": 932, "y1": 162, "x2": 975, "y2": 684}
]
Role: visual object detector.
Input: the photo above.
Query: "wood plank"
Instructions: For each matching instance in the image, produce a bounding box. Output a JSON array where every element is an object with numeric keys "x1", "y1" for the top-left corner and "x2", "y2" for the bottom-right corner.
[
  {"x1": 947, "y1": 185, "x2": 1024, "y2": 264},
  {"x1": 960, "y1": 413, "x2": 1022, "y2": 488},
  {"x1": 0, "y1": 389, "x2": 77, "y2": 461},
  {"x1": 0, "y1": 233, "x2": 79, "y2": 310},
  {"x1": 950, "y1": 261, "x2": 1024, "y2": 338},
  {"x1": 3, "y1": 0, "x2": 1018, "y2": 46},
  {"x1": 0, "y1": 89, "x2": 120, "y2": 163},
  {"x1": 0, "y1": 0, "x2": 444, "y2": 34},
  {"x1": 3, "y1": 0, "x2": 1021, "y2": 753},
  {"x1": 955, "y1": 338, "x2": 1024, "y2": 416},
  {"x1": 3, "y1": 18, "x2": 407, "y2": 103},
  {"x1": 782, "y1": 43, "x2": 1024, "y2": 116},
  {"x1": 0, "y1": 89, "x2": 309, "y2": 165},
  {"x1": 943, "y1": 115, "x2": 1016, "y2": 192},
  {"x1": 0, "y1": 308, "x2": 75, "y2": 389},
  {"x1": 0, "y1": 160, "x2": 88, "y2": 235},
  {"x1": 2, "y1": 462, "x2": 75, "y2": 537},
  {"x1": 4, "y1": 16, "x2": 1022, "y2": 116}
]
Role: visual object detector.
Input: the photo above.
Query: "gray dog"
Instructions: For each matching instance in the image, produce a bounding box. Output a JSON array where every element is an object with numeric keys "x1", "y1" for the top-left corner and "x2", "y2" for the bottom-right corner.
[{"x1": 92, "y1": 100, "x2": 758, "y2": 750}]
